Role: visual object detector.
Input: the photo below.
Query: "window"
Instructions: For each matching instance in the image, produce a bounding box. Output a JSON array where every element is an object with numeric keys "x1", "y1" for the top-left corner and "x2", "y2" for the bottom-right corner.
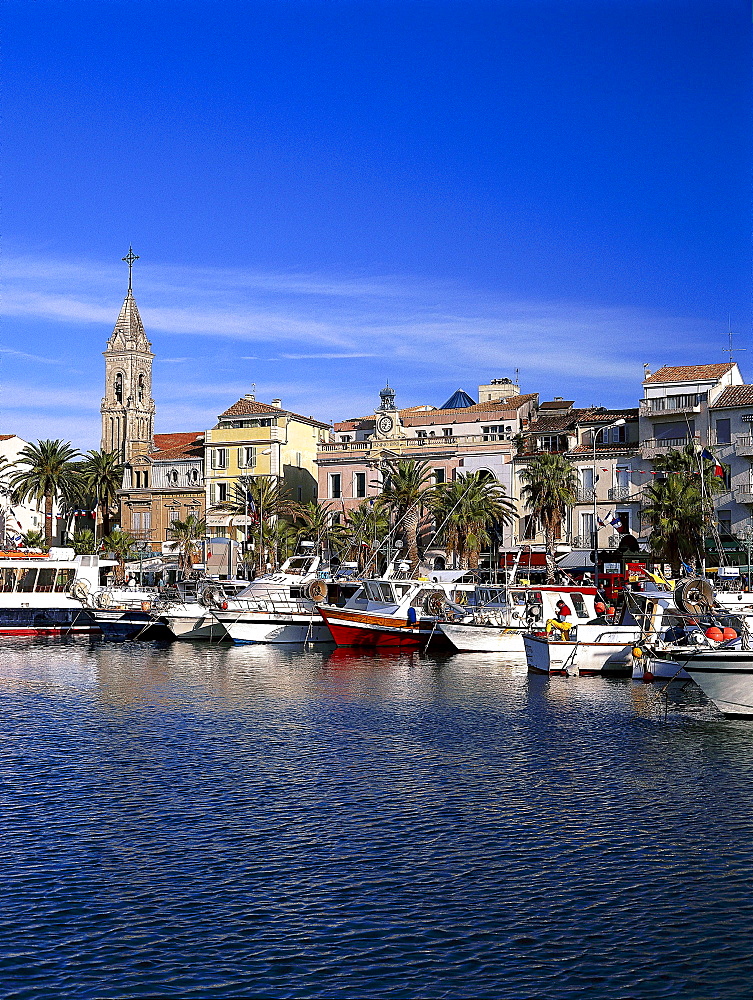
[
  {"x1": 539, "y1": 435, "x2": 566, "y2": 451},
  {"x1": 36, "y1": 569, "x2": 56, "y2": 593},
  {"x1": 433, "y1": 468, "x2": 445, "y2": 484},
  {"x1": 443, "y1": 428, "x2": 453, "y2": 437},
  {"x1": 191, "y1": 469, "x2": 199, "y2": 483},
  {"x1": 169, "y1": 509, "x2": 181, "y2": 524},
  {"x1": 132, "y1": 511, "x2": 142, "y2": 531},
  {"x1": 296, "y1": 452, "x2": 302, "y2": 468},
  {"x1": 143, "y1": 471, "x2": 148, "y2": 488},
  {"x1": 297, "y1": 487, "x2": 303, "y2": 501},
  {"x1": 169, "y1": 470, "x2": 178, "y2": 484},
  {"x1": 719, "y1": 511, "x2": 732, "y2": 536},
  {"x1": 17, "y1": 569, "x2": 37, "y2": 593},
  {"x1": 571, "y1": 593, "x2": 588, "y2": 619},
  {"x1": 218, "y1": 483, "x2": 227, "y2": 503},
  {"x1": 138, "y1": 373, "x2": 145, "y2": 404},
  {"x1": 482, "y1": 425, "x2": 506, "y2": 441},
  {"x1": 0, "y1": 569, "x2": 15, "y2": 593},
  {"x1": 212, "y1": 448, "x2": 228, "y2": 470},
  {"x1": 716, "y1": 419, "x2": 731, "y2": 445},
  {"x1": 522, "y1": 513, "x2": 536, "y2": 539},
  {"x1": 238, "y1": 447, "x2": 257, "y2": 469},
  {"x1": 355, "y1": 472, "x2": 366, "y2": 498},
  {"x1": 135, "y1": 471, "x2": 141, "y2": 488},
  {"x1": 114, "y1": 373, "x2": 123, "y2": 403},
  {"x1": 616, "y1": 466, "x2": 630, "y2": 489},
  {"x1": 330, "y1": 474, "x2": 342, "y2": 499},
  {"x1": 54, "y1": 569, "x2": 75, "y2": 593},
  {"x1": 581, "y1": 512, "x2": 595, "y2": 544},
  {"x1": 581, "y1": 468, "x2": 595, "y2": 492},
  {"x1": 417, "y1": 430, "x2": 428, "y2": 438},
  {"x1": 597, "y1": 425, "x2": 628, "y2": 444}
]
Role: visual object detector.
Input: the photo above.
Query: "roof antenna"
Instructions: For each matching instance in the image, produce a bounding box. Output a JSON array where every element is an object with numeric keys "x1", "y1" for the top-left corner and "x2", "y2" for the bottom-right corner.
[{"x1": 724, "y1": 315, "x2": 746, "y2": 363}]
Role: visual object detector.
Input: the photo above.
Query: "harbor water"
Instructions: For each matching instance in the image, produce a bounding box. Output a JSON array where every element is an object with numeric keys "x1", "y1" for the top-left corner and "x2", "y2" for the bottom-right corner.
[{"x1": 2, "y1": 640, "x2": 753, "y2": 999}]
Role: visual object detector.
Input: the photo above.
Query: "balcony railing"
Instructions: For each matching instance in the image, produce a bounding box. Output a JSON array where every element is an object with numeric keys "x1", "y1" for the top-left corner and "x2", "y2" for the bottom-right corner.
[
  {"x1": 640, "y1": 436, "x2": 699, "y2": 459},
  {"x1": 639, "y1": 399, "x2": 702, "y2": 417},
  {"x1": 735, "y1": 486, "x2": 753, "y2": 505},
  {"x1": 608, "y1": 486, "x2": 639, "y2": 501},
  {"x1": 734, "y1": 436, "x2": 753, "y2": 457},
  {"x1": 319, "y1": 433, "x2": 516, "y2": 454},
  {"x1": 574, "y1": 487, "x2": 596, "y2": 503}
]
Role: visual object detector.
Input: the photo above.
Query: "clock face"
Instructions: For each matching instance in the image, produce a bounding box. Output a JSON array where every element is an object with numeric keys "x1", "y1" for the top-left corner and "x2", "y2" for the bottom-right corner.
[{"x1": 377, "y1": 414, "x2": 394, "y2": 434}]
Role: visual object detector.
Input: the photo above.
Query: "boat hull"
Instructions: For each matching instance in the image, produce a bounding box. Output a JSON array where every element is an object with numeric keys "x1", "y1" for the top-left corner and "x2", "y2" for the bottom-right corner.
[
  {"x1": 318, "y1": 606, "x2": 434, "y2": 648},
  {"x1": 92, "y1": 610, "x2": 171, "y2": 641},
  {"x1": 162, "y1": 611, "x2": 228, "y2": 641},
  {"x1": 439, "y1": 622, "x2": 525, "y2": 654},
  {"x1": 0, "y1": 607, "x2": 98, "y2": 637},
  {"x1": 212, "y1": 610, "x2": 332, "y2": 644},
  {"x1": 524, "y1": 628, "x2": 640, "y2": 676},
  {"x1": 682, "y1": 650, "x2": 753, "y2": 716}
]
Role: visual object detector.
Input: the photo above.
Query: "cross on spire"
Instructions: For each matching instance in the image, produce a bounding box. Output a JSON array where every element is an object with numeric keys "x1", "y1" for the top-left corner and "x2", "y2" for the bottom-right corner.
[{"x1": 122, "y1": 246, "x2": 139, "y2": 291}]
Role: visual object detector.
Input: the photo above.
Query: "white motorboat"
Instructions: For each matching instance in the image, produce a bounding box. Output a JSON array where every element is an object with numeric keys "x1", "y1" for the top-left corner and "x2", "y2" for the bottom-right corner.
[
  {"x1": 210, "y1": 553, "x2": 361, "y2": 645},
  {"x1": 0, "y1": 548, "x2": 117, "y2": 636},
  {"x1": 159, "y1": 579, "x2": 251, "y2": 641},
  {"x1": 523, "y1": 623, "x2": 642, "y2": 676},
  {"x1": 439, "y1": 585, "x2": 605, "y2": 655},
  {"x1": 669, "y1": 647, "x2": 753, "y2": 716}
]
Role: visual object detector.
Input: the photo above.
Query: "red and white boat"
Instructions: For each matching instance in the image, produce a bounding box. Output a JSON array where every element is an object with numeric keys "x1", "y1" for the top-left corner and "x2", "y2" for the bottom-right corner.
[{"x1": 317, "y1": 575, "x2": 470, "y2": 648}]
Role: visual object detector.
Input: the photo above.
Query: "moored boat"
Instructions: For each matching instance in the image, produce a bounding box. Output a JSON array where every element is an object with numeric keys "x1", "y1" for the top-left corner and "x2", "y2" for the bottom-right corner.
[{"x1": 523, "y1": 623, "x2": 642, "y2": 676}]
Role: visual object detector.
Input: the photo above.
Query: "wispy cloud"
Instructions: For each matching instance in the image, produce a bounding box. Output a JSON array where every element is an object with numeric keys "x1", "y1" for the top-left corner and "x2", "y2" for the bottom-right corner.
[{"x1": 0, "y1": 248, "x2": 726, "y2": 449}]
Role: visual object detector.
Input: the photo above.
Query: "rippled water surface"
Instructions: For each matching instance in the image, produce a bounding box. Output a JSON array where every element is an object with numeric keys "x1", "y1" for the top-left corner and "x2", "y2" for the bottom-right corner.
[{"x1": 2, "y1": 639, "x2": 753, "y2": 998}]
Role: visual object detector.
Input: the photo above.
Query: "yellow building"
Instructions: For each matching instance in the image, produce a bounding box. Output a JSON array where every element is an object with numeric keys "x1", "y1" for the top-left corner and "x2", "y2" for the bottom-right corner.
[{"x1": 205, "y1": 394, "x2": 330, "y2": 538}]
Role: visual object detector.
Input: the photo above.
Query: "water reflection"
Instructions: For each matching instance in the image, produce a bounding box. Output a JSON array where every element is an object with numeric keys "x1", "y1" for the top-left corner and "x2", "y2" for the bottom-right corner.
[{"x1": 3, "y1": 639, "x2": 753, "y2": 998}]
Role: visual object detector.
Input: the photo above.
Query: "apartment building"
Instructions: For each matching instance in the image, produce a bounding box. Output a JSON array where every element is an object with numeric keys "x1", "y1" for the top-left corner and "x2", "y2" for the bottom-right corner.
[{"x1": 205, "y1": 394, "x2": 330, "y2": 539}]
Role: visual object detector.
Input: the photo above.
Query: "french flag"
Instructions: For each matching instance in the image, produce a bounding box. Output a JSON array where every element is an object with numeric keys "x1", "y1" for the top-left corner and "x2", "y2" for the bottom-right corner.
[{"x1": 701, "y1": 448, "x2": 725, "y2": 477}]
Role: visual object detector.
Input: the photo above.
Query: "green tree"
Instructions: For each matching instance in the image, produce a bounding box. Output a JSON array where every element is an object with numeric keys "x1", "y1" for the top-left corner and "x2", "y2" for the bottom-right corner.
[
  {"x1": 9, "y1": 439, "x2": 80, "y2": 547},
  {"x1": 433, "y1": 471, "x2": 517, "y2": 569},
  {"x1": 103, "y1": 529, "x2": 136, "y2": 583},
  {"x1": 293, "y1": 500, "x2": 338, "y2": 547},
  {"x1": 20, "y1": 529, "x2": 45, "y2": 550},
  {"x1": 71, "y1": 529, "x2": 97, "y2": 555},
  {"x1": 376, "y1": 459, "x2": 435, "y2": 571},
  {"x1": 641, "y1": 475, "x2": 704, "y2": 576},
  {"x1": 80, "y1": 448, "x2": 124, "y2": 539},
  {"x1": 340, "y1": 500, "x2": 389, "y2": 571},
  {"x1": 211, "y1": 478, "x2": 301, "y2": 574},
  {"x1": 519, "y1": 453, "x2": 578, "y2": 582},
  {"x1": 166, "y1": 514, "x2": 207, "y2": 577}
]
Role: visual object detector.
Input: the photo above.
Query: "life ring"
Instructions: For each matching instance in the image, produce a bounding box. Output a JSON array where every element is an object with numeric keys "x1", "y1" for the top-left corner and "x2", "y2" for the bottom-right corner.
[
  {"x1": 69, "y1": 579, "x2": 90, "y2": 603},
  {"x1": 424, "y1": 592, "x2": 445, "y2": 616},
  {"x1": 306, "y1": 579, "x2": 328, "y2": 603},
  {"x1": 200, "y1": 586, "x2": 222, "y2": 608}
]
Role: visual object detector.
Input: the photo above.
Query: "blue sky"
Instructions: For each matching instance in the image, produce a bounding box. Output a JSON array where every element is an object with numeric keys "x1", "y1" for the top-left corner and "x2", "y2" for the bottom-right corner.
[{"x1": 1, "y1": 0, "x2": 750, "y2": 448}]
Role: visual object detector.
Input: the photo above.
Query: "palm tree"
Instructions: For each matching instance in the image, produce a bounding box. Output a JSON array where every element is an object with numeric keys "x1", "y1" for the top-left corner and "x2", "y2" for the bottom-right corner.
[
  {"x1": 9, "y1": 439, "x2": 80, "y2": 547},
  {"x1": 433, "y1": 472, "x2": 517, "y2": 569},
  {"x1": 376, "y1": 459, "x2": 435, "y2": 570},
  {"x1": 641, "y1": 475, "x2": 703, "y2": 576},
  {"x1": 71, "y1": 529, "x2": 97, "y2": 555},
  {"x1": 166, "y1": 514, "x2": 206, "y2": 577},
  {"x1": 293, "y1": 500, "x2": 338, "y2": 547},
  {"x1": 103, "y1": 529, "x2": 136, "y2": 583},
  {"x1": 211, "y1": 478, "x2": 301, "y2": 574},
  {"x1": 340, "y1": 500, "x2": 389, "y2": 571},
  {"x1": 80, "y1": 448, "x2": 124, "y2": 539},
  {"x1": 519, "y1": 453, "x2": 578, "y2": 581},
  {"x1": 20, "y1": 529, "x2": 45, "y2": 550}
]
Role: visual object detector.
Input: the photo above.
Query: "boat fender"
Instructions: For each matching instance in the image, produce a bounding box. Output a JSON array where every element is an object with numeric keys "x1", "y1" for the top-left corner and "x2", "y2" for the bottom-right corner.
[
  {"x1": 632, "y1": 647, "x2": 643, "y2": 658},
  {"x1": 407, "y1": 607, "x2": 418, "y2": 625},
  {"x1": 221, "y1": 601, "x2": 228, "y2": 610}
]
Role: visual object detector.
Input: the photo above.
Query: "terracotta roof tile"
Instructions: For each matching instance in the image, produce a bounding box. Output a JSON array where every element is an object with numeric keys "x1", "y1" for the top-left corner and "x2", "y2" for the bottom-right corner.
[
  {"x1": 0, "y1": 435, "x2": 16, "y2": 442},
  {"x1": 710, "y1": 385, "x2": 753, "y2": 408},
  {"x1": 644, "y1": 363, "x2": 735, "y2": 384},
  {"x1": 219, "y1": 397, "x2": 329, "y2": 427},
  {"x1": 152, "y1": 432, "x2": 205, "y2": 461}
]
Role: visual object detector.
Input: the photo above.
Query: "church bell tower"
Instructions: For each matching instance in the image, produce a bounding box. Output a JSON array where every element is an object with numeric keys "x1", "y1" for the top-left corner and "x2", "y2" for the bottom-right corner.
[{"x1": 101, "y1": 248, "x2": 155, "y2": 462}]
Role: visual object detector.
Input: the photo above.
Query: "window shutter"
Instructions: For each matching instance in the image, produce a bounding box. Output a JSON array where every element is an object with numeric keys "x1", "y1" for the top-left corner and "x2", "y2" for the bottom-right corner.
[
  {"x1": 209, "y1": 483, "x2": 216, "y2": 505},
  {"x1": 249, "y1": 446, "x2": 256, "y2": 468},
  {"x1": 237, "y1": 447, "x2": 244, "y2": 468}
]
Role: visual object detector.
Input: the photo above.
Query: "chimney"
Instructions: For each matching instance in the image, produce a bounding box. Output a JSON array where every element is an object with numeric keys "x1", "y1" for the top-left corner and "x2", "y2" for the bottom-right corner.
[
  {"x1": 245, "y1": 393, "x2": 255, "y2": 402},
  {"x1": 271, "y1": 398, "x2": 282, "y2": 408}
]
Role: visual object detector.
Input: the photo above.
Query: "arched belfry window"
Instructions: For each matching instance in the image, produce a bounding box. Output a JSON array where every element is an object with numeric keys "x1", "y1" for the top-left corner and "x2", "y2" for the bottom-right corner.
[
  {"x1": 138, "y1": 373, "x2": 145, "y2": 404},
  {"x1": 114, "y1": 373, "x2": 123, "y2": 403}
]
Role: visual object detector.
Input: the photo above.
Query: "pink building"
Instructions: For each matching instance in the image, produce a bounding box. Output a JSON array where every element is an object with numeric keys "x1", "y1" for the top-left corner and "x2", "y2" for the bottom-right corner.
[{"x1": 316, "y1": 382, "x2": 538, "y2": 552}]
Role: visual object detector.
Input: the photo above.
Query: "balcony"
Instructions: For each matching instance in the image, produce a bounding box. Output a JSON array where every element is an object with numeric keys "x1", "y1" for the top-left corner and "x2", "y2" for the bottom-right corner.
[
  {"x1": 640, "y1": 436, "x2": 699, "y2": 460},
  {"x1": 574, "y1": 487, "x2": 596, "y2": 503},
  {"x1": 639, "y1": 399, "x2": 702, "y2": 417},
  {"x1": 734, "y1": 436, "x2": 753, "y2": 457},
  {"x1": 318, "y1": 433, "x2": 515, "y2": 456},
  {"x1": 608, "y1": 486, "x2": 639, "y2": 502},
  {"x1": 735, "y1": 486, "x2": 753, "y2": 505}
]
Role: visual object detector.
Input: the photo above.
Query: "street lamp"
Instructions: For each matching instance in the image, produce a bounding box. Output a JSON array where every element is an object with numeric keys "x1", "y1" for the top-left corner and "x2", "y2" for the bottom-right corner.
[{"x1": 592, "y1": 418, "x2": 626, "y2": 589}]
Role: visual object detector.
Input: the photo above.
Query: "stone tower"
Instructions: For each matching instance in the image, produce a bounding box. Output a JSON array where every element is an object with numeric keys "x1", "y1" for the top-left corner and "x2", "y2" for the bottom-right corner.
[{"x1": 101, "y1": 253, "x2": 155, "y2": 462}]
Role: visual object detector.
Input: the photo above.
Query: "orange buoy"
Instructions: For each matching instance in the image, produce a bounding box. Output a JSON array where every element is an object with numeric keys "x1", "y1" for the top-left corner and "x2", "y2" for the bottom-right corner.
[
  {"x1": 705, "y1": 627, "x2": 724, "y2": 642},
  {"x1": 722, "y1": 627, "x2": 738, "y2": 642}
]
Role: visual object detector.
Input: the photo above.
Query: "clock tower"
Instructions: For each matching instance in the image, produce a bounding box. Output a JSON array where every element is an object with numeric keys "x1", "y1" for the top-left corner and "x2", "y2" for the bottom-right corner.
[{"x1": 374, "y1": 382, "x2": 402, "y2": 440}]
